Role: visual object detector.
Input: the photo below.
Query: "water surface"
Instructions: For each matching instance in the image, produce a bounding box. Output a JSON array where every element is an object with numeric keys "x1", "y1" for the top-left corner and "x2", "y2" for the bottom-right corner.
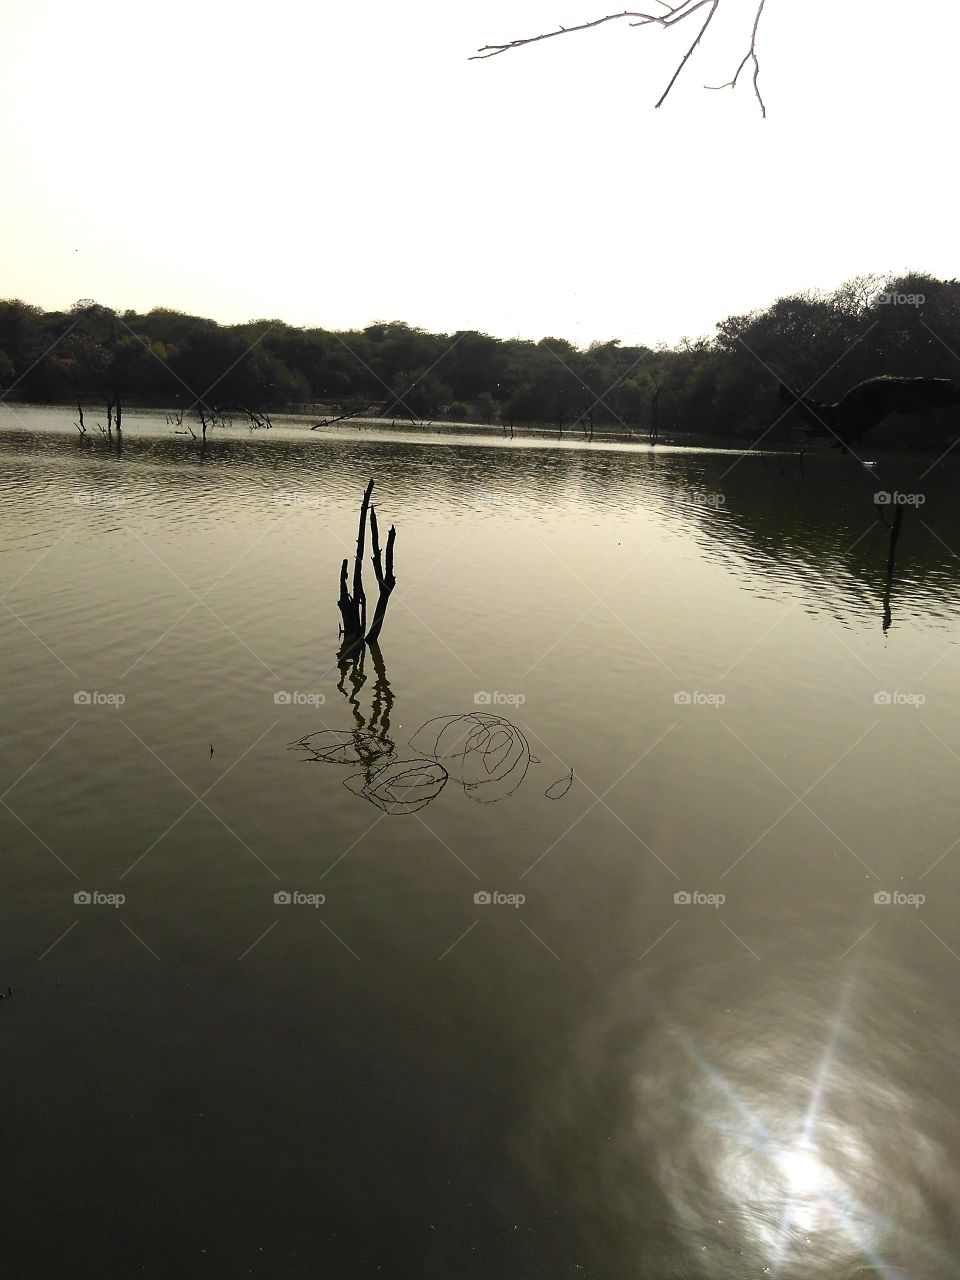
[{"x1": 2, "y1": 405, "x2": 960, "y2": 1277}]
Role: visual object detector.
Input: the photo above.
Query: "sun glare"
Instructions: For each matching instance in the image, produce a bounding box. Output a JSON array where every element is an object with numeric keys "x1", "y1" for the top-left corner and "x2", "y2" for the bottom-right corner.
[{"x1": 780, "y1": 1146, "x2": 829, "y2": 1199}]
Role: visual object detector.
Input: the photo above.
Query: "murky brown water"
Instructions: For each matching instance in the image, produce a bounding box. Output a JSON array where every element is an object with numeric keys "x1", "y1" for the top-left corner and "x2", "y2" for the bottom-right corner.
[{"x1": 2, "y1": 404, "x2": 959, "y2": 1277}]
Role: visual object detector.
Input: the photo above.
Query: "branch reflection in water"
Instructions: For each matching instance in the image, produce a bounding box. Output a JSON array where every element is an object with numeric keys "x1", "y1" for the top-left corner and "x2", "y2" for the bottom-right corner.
[{"x1": 287, "y1": 648, "x2": 572, "y2": 814}]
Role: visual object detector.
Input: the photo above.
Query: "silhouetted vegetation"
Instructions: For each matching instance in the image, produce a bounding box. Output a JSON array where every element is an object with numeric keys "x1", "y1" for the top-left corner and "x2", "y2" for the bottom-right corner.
[{"x1": 2, "y1": 272, "x2": 959, "y2": 447}]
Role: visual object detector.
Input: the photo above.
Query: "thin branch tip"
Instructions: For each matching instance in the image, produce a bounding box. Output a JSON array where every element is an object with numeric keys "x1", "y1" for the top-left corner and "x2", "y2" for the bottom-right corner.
[{"x1": 474, "y1": 1, "x2": 768, "y2": 114}]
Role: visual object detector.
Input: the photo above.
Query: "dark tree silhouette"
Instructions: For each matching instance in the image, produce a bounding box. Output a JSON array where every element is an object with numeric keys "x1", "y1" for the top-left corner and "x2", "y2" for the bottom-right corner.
[
  {"x1": 778, "y1": 376, "x2": 960, "y2": 452},
  {"x1": 473, "y1": 1, "x2": 769, "y2": 115},
  {"x1": 337, "y1": 480, "x2": 397, "y2": 659}
]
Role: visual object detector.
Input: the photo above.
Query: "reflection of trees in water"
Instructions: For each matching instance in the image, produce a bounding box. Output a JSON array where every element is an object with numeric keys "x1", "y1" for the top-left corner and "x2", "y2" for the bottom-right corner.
[
  {"x1": 663, "y1": 453, "x2": 960, "y2": 629},
  {"x1": 876, "y1": 501, "x2": 905, "y2": 634},
  {"x1": 45, "y1": 420, "x2": 960, "y2": 629}
]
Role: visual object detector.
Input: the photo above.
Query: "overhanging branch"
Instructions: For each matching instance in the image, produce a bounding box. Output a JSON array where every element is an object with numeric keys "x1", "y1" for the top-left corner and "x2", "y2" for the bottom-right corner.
[
  {"x1": 704, "y1": 0, "x2": 767, "y2": 117},
  {"x1": 472, "y1": 1, "x2": 769, "y2": 115}
]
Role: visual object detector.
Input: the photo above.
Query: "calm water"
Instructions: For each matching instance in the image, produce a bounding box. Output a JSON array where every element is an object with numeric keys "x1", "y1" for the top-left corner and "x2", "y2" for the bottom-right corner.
[{"x1": 3, "y1": 404, "x2": 960, "y2": 1278}]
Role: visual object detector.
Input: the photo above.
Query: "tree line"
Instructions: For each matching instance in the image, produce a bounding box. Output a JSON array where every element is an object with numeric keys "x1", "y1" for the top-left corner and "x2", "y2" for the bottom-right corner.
[{"x1": 1, "y1": 272, "x2": 957, "y2": 446}]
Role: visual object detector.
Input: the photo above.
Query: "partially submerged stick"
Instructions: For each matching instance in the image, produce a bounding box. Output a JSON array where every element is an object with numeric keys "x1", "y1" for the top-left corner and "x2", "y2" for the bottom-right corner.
[
  {"x1": 882, "y1": 504, "x2": 905, "y2": 633},
  {"x1": 366, "y1": 505, "x2": 397, "y2": 645},
  {"x1": 337, "y1": 479, "x2": 398, "y2": 656}
]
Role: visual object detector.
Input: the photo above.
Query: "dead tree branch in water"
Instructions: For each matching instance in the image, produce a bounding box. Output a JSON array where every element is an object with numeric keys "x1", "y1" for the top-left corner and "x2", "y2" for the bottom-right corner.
[
  {"x1": 337, "y1": 479, "x2": 398, "y2": 658},
  {"x1": 195, "y1": 402, "x2": 229, "y2": 442},
  {"x1": 881, "y1": 503, "x2": 904, "y2": 632},
  {"x1": 311, "y1": 404, "x2": 376, "y2": 431},
  {"x1": 473, "y1": 1, "x2": 769, "y2": 115},
  {"x1": 102, "y1": 393, "x2": 123, "y2": 438},
  {"x1": 215, "y1": 404, "x2": 273, "y2": 430},
  {"x1": 171, "y1": 406, "x2": 197, "y2": 439},
  {"x1": 366, "y1": 505, "x2": 397, "y2": 646},
  {"x1": 338, "y1": 479, "x2": 373, "y2": 657}
]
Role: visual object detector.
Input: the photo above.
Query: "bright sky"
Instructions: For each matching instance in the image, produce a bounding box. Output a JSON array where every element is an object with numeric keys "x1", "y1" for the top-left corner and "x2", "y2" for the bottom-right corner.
[{"x1": 0, "y1": 0, "x2": 955, "y2": 346}]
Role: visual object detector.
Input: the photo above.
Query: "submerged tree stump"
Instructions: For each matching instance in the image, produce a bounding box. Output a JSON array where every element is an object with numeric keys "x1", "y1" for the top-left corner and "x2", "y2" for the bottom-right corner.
[{"x1": 337, "y1": 479, "x2": 397, "y2": 658}]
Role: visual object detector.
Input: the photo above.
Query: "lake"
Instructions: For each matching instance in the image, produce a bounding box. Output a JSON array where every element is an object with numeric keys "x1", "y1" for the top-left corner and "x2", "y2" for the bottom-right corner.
[{"x1": 2, "y1": 403, "x2": 960, "y2": 1278}]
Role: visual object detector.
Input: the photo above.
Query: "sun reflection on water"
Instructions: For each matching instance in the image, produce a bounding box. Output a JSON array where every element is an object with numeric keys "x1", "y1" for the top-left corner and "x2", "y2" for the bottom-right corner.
[
  {"x1": 778, "y1": 1144, "x2": 837, "y2": 1230},
  {"x1": 716, "y1": 1120, "x2": 867, "y2": 1272},
  {"x1": 648, "y1": 974, "x2": 933, "y2": 1278},
  {"x1": 522, "y1": 941, "x2": 960, "y2": 1278}
]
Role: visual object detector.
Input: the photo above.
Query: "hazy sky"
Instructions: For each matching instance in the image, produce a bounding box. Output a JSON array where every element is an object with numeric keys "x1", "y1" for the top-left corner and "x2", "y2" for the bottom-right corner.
[{"x1": 1, "y1": 1, "x2": 955, "y2": 346}]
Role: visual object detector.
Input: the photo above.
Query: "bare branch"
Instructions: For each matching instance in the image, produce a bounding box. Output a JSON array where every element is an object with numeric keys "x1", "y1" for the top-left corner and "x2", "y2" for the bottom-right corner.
[
  {"x1": 473, "y1": 1, "x2": 769, "y2": 115},
  {"x1": 336, "y1": 481, "x2": 399, "y2": 656},
  {"x1": 366, "y1": 506, "x2": 397, "y2": 647},
  {"x1": 353, "y1": 478, "x2": 374, "y2": 640},
  {"x1": 471, "y1": 10, "x2": 664, "y2": 61},
  {"x1": 311, "y1": 403, "x2": 376, "y2": 430},
  {"x1": 704, "y1": 0, "x2": 767, "y2": 117},
  {"x1": 214, "y1": 403, "x2": 273, "y2": 430},
  {"x1": 655, "y1": 0, "x2": 719, "y2": 110}
]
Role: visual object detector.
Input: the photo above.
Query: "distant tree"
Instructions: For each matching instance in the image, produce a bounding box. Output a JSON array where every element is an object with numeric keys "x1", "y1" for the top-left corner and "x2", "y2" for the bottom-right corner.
[
  {"x1": 445, "y1": 332, "x2": 504, "y2": 399},
  {"x1": 0, "y1": 300, "x2": 43, "y2": 385},
  {"x1": 475, "y1": 390, "x2": 497, "y2": 424},
  {"x1": 7, "y1": 274, "x2": 960, "y2": 447}
]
